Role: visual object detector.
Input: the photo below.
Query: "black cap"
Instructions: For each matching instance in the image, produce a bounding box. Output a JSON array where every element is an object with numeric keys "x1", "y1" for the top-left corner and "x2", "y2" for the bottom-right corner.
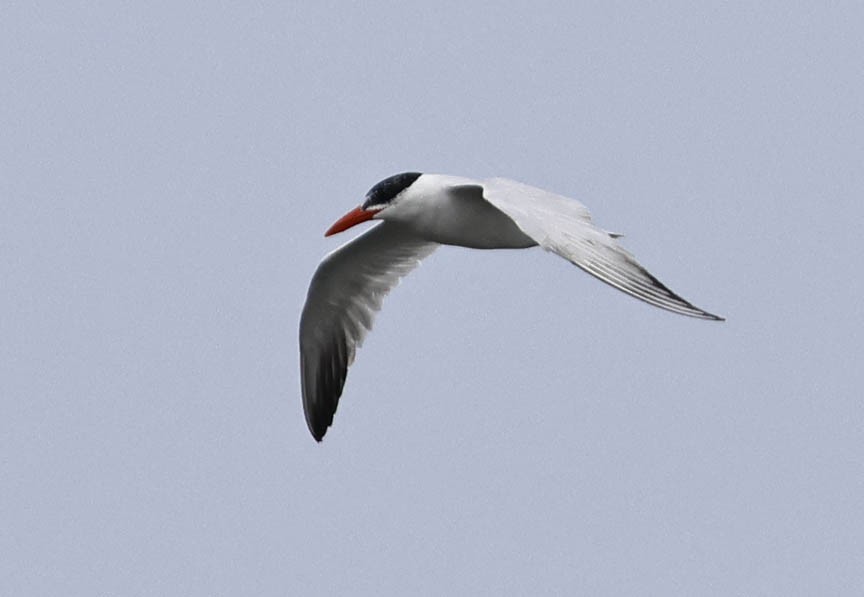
[{"x1": 362, "y1": 172, "x2": 422, "y2": 209}]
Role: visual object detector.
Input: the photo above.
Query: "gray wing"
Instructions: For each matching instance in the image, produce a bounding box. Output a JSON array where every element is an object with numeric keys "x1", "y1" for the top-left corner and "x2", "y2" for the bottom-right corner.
[
  {"x1": 478, "y1": 178, "x2": 723, "y2": 320},
  {"x1": 300, "y1": 222, "x2": 437, "y2": 441}
]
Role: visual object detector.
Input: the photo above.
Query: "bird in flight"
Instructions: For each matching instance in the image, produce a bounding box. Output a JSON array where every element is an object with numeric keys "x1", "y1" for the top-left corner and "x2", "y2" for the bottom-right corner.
[{"x1": 300, "y1": 173, "x2": 723, "y2": 441}]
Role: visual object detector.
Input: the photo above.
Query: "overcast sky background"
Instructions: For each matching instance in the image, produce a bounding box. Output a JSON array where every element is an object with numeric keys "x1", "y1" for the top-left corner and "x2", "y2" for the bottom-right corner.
[{"x1": 3, "y1": 2, "x2": 863, "y2": 595}]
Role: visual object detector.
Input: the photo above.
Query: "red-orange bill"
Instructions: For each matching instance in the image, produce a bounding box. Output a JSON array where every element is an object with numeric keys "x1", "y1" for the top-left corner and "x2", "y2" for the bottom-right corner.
[{"x1": 325, "y1": 206, "x2": 379, "y2": 237}]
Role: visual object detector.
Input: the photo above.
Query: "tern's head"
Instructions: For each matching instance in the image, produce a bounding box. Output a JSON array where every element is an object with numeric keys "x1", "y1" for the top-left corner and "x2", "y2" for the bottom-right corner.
[{"x1": 325, "y1": 172, "x2": 422, "y2": 236}]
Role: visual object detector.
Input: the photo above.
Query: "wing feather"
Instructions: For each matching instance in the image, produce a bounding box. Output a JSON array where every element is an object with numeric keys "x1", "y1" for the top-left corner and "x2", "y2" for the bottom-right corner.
[
  {"x1": 479, "y1": 178, "x2": 723, "y2": 320},
  {"x1": 299, "y1": 222, "x2": 436, "y2": 441}
]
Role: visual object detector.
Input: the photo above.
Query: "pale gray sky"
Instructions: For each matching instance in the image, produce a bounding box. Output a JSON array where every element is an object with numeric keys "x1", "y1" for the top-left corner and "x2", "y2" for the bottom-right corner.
[{"x1": 2, "y1": 2, "x2": 863, "y2": 595}]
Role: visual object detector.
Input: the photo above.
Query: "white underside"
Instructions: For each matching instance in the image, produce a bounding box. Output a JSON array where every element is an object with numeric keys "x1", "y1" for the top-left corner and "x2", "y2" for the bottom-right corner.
[{"x1": 378, "y1": 177, "x2": 537, "y2": 249}]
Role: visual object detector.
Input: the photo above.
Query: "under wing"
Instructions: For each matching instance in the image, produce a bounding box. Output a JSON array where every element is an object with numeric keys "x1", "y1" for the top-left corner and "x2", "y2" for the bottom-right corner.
[{"x1": 299, "y1": 222, "x2": 437, "y2": 440}]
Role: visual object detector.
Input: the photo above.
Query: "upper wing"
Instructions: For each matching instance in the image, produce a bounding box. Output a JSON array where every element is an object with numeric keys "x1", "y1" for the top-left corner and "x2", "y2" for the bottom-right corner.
[
  {"x1": 477, "y1": 178, "x2": 724, "y2": 320},
  {"x1": 299, "y1": 222, "x2": 437, "y2": 441}
]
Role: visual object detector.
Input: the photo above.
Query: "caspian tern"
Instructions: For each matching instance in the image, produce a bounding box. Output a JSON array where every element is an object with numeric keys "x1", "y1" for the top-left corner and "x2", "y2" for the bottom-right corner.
[{"x1": 300, "y1": 173, "x2": 723, "y2": 441}]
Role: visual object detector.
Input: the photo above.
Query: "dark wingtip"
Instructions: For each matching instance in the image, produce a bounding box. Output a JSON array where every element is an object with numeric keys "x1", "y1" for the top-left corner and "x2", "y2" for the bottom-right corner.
[
  {"x1": 307, "y1": 415, "x2": 331, "y2": 442},
  {"x1": 303, "y1": 393, "x2": 334, "y2": 442},
  {"x1": 302, "y1": 347, "x2": 346, "y2": 443}
]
